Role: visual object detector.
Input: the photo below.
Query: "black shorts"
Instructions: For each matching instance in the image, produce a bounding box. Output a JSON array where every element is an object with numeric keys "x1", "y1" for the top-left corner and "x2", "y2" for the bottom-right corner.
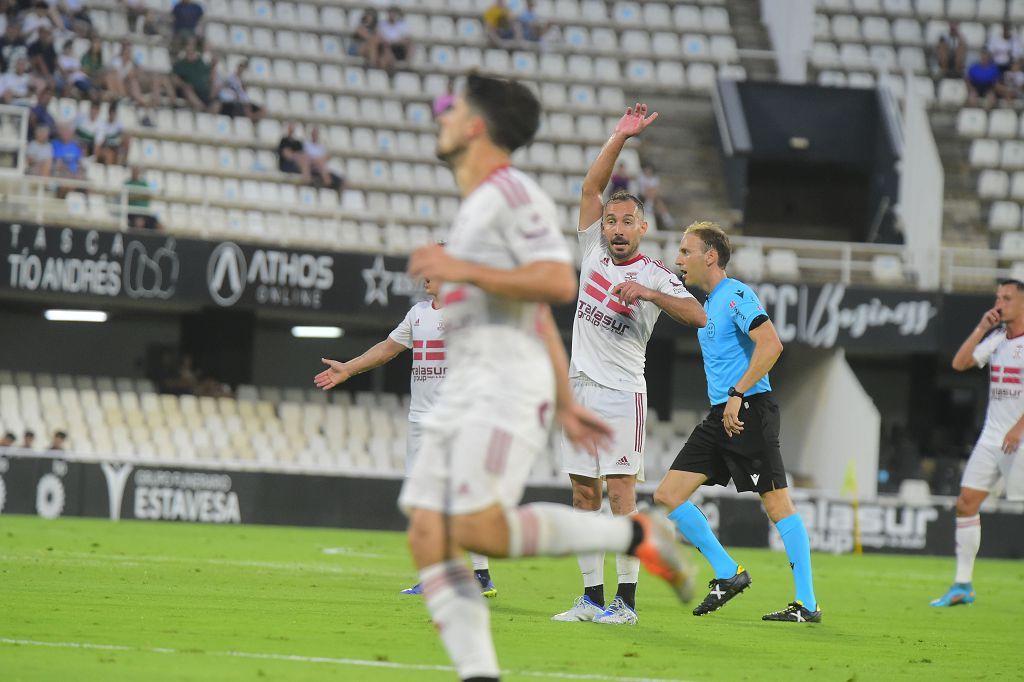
[{"x1": 670, "y1": 392, "x2": 787, "y2": 494}]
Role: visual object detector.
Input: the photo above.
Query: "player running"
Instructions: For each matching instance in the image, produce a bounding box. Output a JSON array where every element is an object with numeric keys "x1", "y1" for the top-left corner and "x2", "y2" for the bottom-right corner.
[
  {"x1": 553, "y1": 104, "x2": 706, "y2": 626},
  {"x1": 314, "y1": 277, "x2": 497, "y2": 597},
  {"x1": 931, "y1": 279, "x2": 1024, "y2": 607},
  {"x1": 400, "y1": 73, "x2": 694, "y2": 682},
  {"x1": 653, "y1": 222, "x2": 821, "y2": 623}
]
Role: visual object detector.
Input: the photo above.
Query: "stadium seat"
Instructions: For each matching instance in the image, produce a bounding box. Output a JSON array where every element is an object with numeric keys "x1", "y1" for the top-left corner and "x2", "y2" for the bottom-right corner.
[
  {"x1": 884, "y1": 0, "x2": 915, "y2": 15},
  {"x1": 862, "y1": 16, "x2": 891, "y2": 42},
  {"x1": 989, "y1": 200, "x2": 1021, "y2": 230},
  {"x1": 957, "y1": 108, "x2": 988, "y2": 137},
  {"x1": 947, "y1": 0, "x2": 977, "y2": 19},
  {"x1": 989, "y1": 109, "x2": 1018, "y2": 139},
  {"x1": 674, "y1": 4, "x2": 703, "y2": 30},
  {"x1": 1009, "y1": 171, "x2": 1024, "y2": 199},
  {"x1": 1000, "y1": 230, "x2": 1024, "y2": 256},
  {"x1": 978, "y1": 0, "x2": 1007, "y2": 19},
  {"x1": 978, "y1": 169, "x2": 1009, "y2": 199},
  {"x1": 969, "y1": 138, "x2": 1000, "y2": 167},
  {"x1": 767, "y1": 250, "x2": 800, "y2": 279},
  {"x1": 938, "y1": 78, "x2": 968, "y2": 106},
  {"x1": 1002, "y1": 141, "x2": 1024, "y2": 169},
  {"x1": 892, "y1": 17, "x2": 923, "y2": 43},
  {"x1": 832, "y1": 15, "x2": 861, "y2": 41}
]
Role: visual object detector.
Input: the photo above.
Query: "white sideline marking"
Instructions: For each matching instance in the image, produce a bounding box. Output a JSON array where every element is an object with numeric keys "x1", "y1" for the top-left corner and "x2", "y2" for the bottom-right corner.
[
  {"x1": 320, "y1": 547, "x2": 388, "y2": 558},
  {"x1": 0, "y1": 638, "x2": 697, "y2": 682}
]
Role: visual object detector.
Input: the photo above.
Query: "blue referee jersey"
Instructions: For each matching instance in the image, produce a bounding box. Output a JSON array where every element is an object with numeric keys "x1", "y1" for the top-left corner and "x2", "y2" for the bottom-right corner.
[{"x1": 697, "y1": 277, "x2": 772, "y2": 405}]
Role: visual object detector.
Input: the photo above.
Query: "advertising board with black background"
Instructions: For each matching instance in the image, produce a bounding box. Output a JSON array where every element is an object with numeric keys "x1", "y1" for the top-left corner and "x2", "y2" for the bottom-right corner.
[
  {"x1": 1, "y1": 222, "x2": 994, "y2": 351},
  {"x1": 2, "y1": 452, "x2": 1021, "y2": 558}
]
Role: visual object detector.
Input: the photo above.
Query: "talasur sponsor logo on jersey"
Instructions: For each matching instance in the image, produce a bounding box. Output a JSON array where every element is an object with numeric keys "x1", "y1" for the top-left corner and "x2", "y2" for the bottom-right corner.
[
  {"x1": 411, "y1": 338, "x2": 446, "y2": 382},
  {"x1": 772, "y1": 497, "x2": 938, "y2": 553},
  {"x1": 207, "y1": 241, "x2": 333, "y2": 309},
  {"x1": 990, "y1": 365, "x2": 1023, "y2": 400}
]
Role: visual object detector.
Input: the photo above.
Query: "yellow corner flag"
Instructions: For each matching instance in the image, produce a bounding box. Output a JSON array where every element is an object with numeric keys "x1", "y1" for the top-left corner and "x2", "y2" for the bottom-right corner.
[{"x1": 842, "y1": 459, "x2": 863, "y2": 555}]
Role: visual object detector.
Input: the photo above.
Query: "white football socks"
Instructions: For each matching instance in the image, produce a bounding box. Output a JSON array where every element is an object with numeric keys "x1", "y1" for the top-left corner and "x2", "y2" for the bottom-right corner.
[
  {"x1": 575, "y1": 510, "x2": 605, "y2": 589},
  {"x1": 470, "y1": 553, "x2": 489, "y2": 571},
  {"x1": 616, "y1": 553, "x2": 640, "y2": 585},
  {"x1": 954, "y1": 514, "x2": 981, "y2": 584},
  {"x1": 421, "y1": 560, "x2": 499, "y2": 680},
  {"x1": 505, "y1": 503, "x2": 634, "y2": 557}
]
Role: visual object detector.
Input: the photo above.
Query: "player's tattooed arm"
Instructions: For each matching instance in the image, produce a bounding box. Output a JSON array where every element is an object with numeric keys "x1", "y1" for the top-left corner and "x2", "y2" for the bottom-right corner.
[{"x1": 313, "y1": 338, "x2": 407, "y2": 390}]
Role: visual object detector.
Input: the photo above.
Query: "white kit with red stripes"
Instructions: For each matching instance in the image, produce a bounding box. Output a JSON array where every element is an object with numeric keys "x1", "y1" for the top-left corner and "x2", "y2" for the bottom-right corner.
[
  {"x1": 389, "y1": 300, "x2": 446, "y2": 423},
  {"x1": 972, "y1": 326, "x2": 1024, "y2": 447},
  {"x1": 569, "y1": 219, "x2": 694, "y2": 394}
]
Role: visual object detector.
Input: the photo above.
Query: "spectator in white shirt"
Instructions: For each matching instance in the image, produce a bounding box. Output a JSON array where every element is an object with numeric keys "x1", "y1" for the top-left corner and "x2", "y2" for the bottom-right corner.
[
  {"x1": 987, "y1": 22, "x2": 1022, "y2": 73},
  {"x1": 26, "y1": 123, "x2": 53, "y2": 176},
  {"x1": 0, "y1": 57, "x2": 33, "y2": 104},
  {"x1": 303, "y1": 125, "x2": 344, "y2": 191},
  {"x1": 378, "y1": 6, "x2": 412, "y2": 72},
  {"x1": 215, "y1": 58, "x2": 263, "y2": 121},
  {"x1": 96, "y1": 103, "x2": 129, "y2": 165},
  {"x1": 21, "y1": 2, "x2": 56, "y2": 45}
]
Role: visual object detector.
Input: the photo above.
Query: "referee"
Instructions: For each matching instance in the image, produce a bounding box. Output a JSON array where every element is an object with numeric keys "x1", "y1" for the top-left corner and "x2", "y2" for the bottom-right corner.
[{"x1": 651, "y1": 222, "x2": 820, "y2": 623}]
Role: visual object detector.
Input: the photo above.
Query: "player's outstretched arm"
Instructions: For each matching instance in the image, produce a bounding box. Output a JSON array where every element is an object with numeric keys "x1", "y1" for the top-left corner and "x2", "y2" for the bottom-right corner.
[
  {"x1": 578, "y1": 103, "x2": 659, "y2": 230},
  {"x1": 409, "y1": 245, "x2": 577, "y2": 304},
  {"x1": 537, "y1": 305, "x2": 613, "y2": 455},
  {"x1": 610, "y1": 282, "x2": 707, "y2": 327},
  {"x1": 952, "y1": 307, "x2": 1000, "y2": 371},
  {"x1": 313, "y1": 338, "x2": 407, "y2": 390},
  {"x1": 723, "y1": 320, "x2": 783, "y2": 436}
]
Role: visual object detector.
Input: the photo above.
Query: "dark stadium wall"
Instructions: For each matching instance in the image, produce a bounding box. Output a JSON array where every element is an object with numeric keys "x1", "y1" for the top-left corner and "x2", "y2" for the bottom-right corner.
[{"x1": 0, "y1": 308, "x2": 177, "y2": 378}]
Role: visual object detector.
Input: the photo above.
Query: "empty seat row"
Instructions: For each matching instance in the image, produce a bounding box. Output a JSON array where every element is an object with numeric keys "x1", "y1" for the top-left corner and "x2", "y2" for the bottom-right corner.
[
  {"x1": 811, "y1": 42, "x2": 926, "y2": 72},
  {"x1": 816, "y1": 14, "x2": 1004, "y2": 47},
  {"x1": 970, "y1": 139, "x2": 1024, "y2": 169},
  {"x1": 957, "y1": 108, "x2": 1024, "y2": 139},
  {"x1": 818, "y1": 0, "x2": 1019, "y2": 22}
]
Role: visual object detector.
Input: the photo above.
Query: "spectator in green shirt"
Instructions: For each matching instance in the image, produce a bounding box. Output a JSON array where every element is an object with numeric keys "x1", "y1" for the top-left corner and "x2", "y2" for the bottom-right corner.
[
  {"x1": 125, "y1": 165, "x2": 158, "y2": 230},
  {"x1": 171, "y1": 41, "x2": 215, "y2": 111}
]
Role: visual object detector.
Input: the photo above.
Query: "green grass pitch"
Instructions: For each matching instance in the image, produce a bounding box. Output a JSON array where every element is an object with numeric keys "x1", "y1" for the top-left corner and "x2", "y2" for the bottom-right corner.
[{"x1": 1, "y1": 515, "x2": 1021, "y2": 681}]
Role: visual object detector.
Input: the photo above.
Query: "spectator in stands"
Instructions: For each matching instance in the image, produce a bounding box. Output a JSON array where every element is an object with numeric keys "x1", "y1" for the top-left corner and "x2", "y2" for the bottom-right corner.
[
  {"x1": 56, "y1": 39, "x2": 92, "y2": 96},
  {"x1": 125, "y1": 164, "x2": 159, "y2": 230},
  {"x1": 0, "y1": 432, "x2": 14, "y2": 447},
  {"x1": 109, "y1": 40, "x2": 169, "y2": 120},
  {"x1": 0, "y1": 21, "x2": 27, "y2": 74},
  {"x1": 517, "y1": 0, "x2": 549, "y2": 43},
  {"x1": 170, "y1": 0, "x2": 204, "y2": 55},
  {"x1": 349, "y1": 7, "x2": 383, "y2": 69},
  {"x1": 51, "y1": 121, "x2": 85, "y2": 193},
  {"x1": 171, "y1": 40, "x2": 215, "y2": 111},
  {"x1": 277, "y1": 119, "x2": 309, "y2": 177},
  {"x1": 215, "y1": 57, "x2": 262, "y2": 121},
  {"x1": 48, "y1": 430, "x2": 65, "y2": 451},
  {"x1": 936, "y1": 21, "x2": 967, "y2": 78},
  {"x1": 27, "y1": 25, "x2": 56, "y2": 84},
  {"x1": 483, "y1": 0, "x2": 515, "y2": 47},
  {"x1": 73, "y1": 97, "x2": 102, "y2": 156},
  {"x1": 636, "y1": 162, "x2": 675, "y2": 230},
  {"x1": 996, "y1": 58, "x2": 1024, "y2": 103},
  {"x1": 96, "y1": 102, "x2": 128, "y2": 165},
  {"x1": 21, "y1": 429, "x2": 34, "y2": 450},
  {"x1": 28, "y1": 86, "x2": 55, "y2": 139},
  {"x1": 609, "y1": 161, "x2": 630, "y2": 194},
  {"x1": 966, "y1": 49, "x2": 1001, "y2": 110},
  {"x1": 432, "y1": 76, "x2": 455, "y2": 117},
  {"x1": 57, "y1": 0, "x2": 91, "y2": 36},
  {"x1": 1, "y1": 56, "x2": 33, "y2": 104},
  {"x1": 25, "y1": 123, "x2": 52, "y2": 175},
  {"x1": 124, "y1": 0, "x2": 156, "y2": 35},
  {"x1": 987, "y1": 22, "x2": 1022, "y2": 73},
  {"x1": 21, "y1": 2, "x2": 56, "y2": 45},
  {"x1": 303, "y1": 125, "x2": 343, "y2": 191},
  {"x1": 378, "y1": 6, "x2": 412, "y2": 73},
  {"x1": 80, "y1": 37, "x2": 106, "y2": 92}
]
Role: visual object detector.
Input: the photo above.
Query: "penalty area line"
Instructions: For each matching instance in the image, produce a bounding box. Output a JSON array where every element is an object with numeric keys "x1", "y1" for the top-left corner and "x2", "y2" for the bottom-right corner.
[{"x1": 0, "y1": 637, "x2": 698, "y2": 682}]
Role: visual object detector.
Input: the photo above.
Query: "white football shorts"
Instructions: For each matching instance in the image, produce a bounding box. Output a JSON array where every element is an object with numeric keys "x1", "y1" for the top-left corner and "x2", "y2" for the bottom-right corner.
[
  {"x1": 961, "y1": 440, "x2": 1024, "y2": 501},
  {"x1": 559, "y1": 375, "x2": 646, "y2": 481},
  {"x1": 405, "y1": 420, "x2": 424, "y2": 474}
]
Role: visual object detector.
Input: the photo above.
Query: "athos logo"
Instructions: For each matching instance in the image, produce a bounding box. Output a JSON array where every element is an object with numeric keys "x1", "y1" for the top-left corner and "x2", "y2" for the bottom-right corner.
[
  {"x1": 207, "y1": 242, "x2": 334, "y2": 309},
  {"x1": 207, "y1": 241, "x2": 247, "y2": 306}
]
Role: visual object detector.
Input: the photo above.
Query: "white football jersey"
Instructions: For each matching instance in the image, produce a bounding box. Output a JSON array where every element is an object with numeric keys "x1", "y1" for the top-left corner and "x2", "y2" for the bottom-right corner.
[
  {"x1": 435, "y1": 166, "x2": 572, "y2": 431},
  {"x1": 569, "y1": 220, "x2": 694, "y2": 393},
  {"x1": 973, "y1": 327, "x2": 1024, "y2": 446},
  {"x1": 389, "y1": 300, "x2": 446, "y2": 423}
]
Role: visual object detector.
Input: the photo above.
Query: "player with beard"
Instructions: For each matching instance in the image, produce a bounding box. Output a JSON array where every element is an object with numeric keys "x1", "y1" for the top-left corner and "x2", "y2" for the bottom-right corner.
[
  {"x1": 399, "y1": 74, "x2": 694, "y2": 682},
  {"x1": 552, "y1": 104, "x2": 706, "y2": 626}
]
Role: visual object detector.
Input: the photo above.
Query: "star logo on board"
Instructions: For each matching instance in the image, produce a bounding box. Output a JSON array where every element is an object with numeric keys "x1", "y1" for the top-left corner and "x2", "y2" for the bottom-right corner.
[{"x1": 362, "y1": 256, "x2": 395, "y2": 305}]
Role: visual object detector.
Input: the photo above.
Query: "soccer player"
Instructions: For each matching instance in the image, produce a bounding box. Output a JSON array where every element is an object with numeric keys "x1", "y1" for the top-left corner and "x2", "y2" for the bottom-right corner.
[
  {"x1": 553, "y1": 104, "x2": 707, "y2": 626},
  {"x1": 314, "y1": 277, "x2": 497, "y2": 597},
  {"x1": 653, "y1": 222, "x2": 821, "y2": 623},
  {"x1": 401, "y1": 73, "x2": 694, "y2": 682},
  {"x1": 931, "y1": 280, "x2": 1024, "y2": 607}
]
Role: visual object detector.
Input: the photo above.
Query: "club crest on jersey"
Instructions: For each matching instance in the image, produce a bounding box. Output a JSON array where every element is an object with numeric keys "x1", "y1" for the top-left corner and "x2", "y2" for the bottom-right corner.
[
  {"x1": 624, "y1": 272, "x2": 638, "y2": 282},
  {"x1": 601, "y1": 257, "x2": 610, "y2": 266},
  {"x1": 1015, "y1": 345, "x2": 1023, "y2": 360}
]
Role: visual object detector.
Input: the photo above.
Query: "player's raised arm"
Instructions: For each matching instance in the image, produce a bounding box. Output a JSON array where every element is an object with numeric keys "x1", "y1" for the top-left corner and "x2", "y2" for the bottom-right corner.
[
  {"x1": 952, "y1": 307, "x2": 1001, "y2": 371},
  {"x1": 579, "y1": 103, "x2": 659, "y2": 231},
  {"x1": 313, "y1": 337, "x2": 407, "y2": 390},
  {"x1": 409, "y1": 245, "x2": 577, "y2": 304}
]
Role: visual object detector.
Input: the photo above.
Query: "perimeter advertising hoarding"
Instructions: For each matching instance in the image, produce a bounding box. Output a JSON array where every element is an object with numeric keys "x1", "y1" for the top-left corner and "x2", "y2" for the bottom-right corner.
[
  {"x1": 1, "y1": 222, "x2": 948, "y2": 351},
  {"x1": 2, "y1": 453, "x2": 1021, "y2": 558}
]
